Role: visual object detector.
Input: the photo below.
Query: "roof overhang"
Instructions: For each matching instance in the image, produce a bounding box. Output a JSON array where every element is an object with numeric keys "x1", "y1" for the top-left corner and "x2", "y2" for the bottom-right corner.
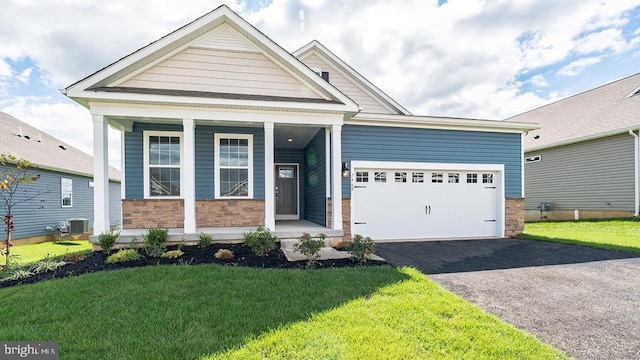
[
  {"x1": 524, "y1": 126, "x2": 640, "y2": 153},
  {"x1": 349, "y1": 113, "x2": 539, "y2": 134}
]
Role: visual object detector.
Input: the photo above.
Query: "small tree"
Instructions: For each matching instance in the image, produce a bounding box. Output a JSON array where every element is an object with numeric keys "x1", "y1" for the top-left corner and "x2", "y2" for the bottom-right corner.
[{"x1": 0, "y1": 154, "x2": 43, "y2": 265}]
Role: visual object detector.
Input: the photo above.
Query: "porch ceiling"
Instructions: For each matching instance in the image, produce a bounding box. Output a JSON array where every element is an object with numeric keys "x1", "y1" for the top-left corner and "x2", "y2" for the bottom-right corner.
[{"x1": 275, "y1": 125, "x2": 322, "y2": 149}]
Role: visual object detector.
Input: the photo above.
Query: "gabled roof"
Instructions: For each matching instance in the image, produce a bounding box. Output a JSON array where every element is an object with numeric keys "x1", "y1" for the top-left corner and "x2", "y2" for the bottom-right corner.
[
  {"x1": 0, "y1": 111, "x2": 121, "y2": 181},
  {"x1": 294, "y1": 40, "x2": 411, "y2": 115},
  {"x1": 63, "y1": 5, "x2": 358, "y2": 114},
  {"x1": 509, "y1": 72, "x2": 640, "y2": 151}
]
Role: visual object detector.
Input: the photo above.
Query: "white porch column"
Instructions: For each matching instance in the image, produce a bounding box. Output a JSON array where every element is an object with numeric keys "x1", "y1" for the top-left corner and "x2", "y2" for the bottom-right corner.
[
  {"x1": 92, "y1": 114, "x2": 110, "y2": 235},
  {"x1": 331, "y1": 124, "x2": 343, "y2": 230},
  {"x1": 264, "y1": 122, "x2": 276, "y2": 230},
  {"x1": 183, "y1": 119, "x2": 196, "y2": 233}
]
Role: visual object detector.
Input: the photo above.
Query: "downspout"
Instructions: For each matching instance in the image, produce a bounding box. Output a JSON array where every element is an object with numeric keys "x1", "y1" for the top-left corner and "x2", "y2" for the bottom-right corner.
[{"x1": 629, "y1": 130, "x2": 639, "y2": 217}]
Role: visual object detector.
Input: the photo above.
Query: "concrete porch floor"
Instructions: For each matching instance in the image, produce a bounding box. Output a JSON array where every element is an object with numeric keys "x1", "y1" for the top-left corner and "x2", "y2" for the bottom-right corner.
[{"x1": 107, "y1": 220, "x2": 342, "y2": 244}]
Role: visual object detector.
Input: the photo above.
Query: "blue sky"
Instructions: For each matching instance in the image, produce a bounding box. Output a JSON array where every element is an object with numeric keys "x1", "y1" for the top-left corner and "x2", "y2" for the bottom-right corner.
[{"x1": 1, "y1": 0, "x2": 639, "y2": 168}]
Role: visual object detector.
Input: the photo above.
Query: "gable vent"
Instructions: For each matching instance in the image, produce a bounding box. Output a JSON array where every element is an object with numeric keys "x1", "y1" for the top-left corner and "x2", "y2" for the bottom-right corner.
[{"x1": 525, "y1": 155, "x2": 541, "y2": 163}]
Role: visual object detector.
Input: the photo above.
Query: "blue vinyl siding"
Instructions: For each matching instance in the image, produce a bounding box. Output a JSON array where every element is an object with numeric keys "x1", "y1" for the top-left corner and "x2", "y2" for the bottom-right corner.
[
  {"x1": 275, "y1": 148, "x2": 306, "y2": 218},
  {"x1": 342, "y1": 125, "x2": 522, "y2": 198},
  {"x1": 304, "y1": 129, "x2": 326, "y2": 225},
  {"x1": 2, "y1": 164, "x2": 121, "y2": 240},
  {"x1": 125, "y1": 123, "x2": 265, "y2": 200}
]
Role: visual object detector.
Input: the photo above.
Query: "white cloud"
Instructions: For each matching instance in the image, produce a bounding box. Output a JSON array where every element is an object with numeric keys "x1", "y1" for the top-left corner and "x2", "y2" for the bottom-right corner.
[
  {"x1": 529, "y1": 74, "x2": 549, "y2": 88},
  {"x1": 557, "y1": 57, "x2": 601, "y2": 76},
  {"x1": 0, "y1": 59, "x2": 11, "y2": 77},
  {"x1": 16, "y1": 67, "x2": 32, "y2": 84},
  {"x1": 574, "y1": 29, "x2": 627, "y2": 54}
]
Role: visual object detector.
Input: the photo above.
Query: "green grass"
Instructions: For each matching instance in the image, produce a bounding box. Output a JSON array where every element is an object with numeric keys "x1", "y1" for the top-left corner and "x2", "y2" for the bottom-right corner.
[
  {"x1": 0, "y1": 240, "x2": 92, "y2": 266},
  {"x1": 0, "y1": 265, "x2": 566, "y2": 359},
  {"x1": 519, "y1": 218, "x2": 640, "y2": 254}
]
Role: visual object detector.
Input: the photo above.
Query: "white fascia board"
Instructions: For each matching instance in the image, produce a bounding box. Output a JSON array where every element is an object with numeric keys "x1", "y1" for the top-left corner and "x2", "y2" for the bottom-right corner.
[
  {"x1": 349, "y1": 113, "x2": 539, "y2": 133},
  {"x1": 350, "y1": 160, "x2": 504, "y2": 172},
  {"x1": 524, "y1": 126, "x2": 640, "y2": 153},
  {"x1": 89, "y1": 102, "x2": 345, "y2": 126},
  {"x1": 294, "y1": 41, "x2": 411, "y2": 115},
  {"x1": 75, "y1": 90, "x2": 354, "y2": 113}
]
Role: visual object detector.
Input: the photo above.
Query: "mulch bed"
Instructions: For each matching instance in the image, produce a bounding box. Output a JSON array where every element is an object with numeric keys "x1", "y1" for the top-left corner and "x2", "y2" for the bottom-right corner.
[{"x1": 0, "y1": 243, "x2": 387, "y2": 289}]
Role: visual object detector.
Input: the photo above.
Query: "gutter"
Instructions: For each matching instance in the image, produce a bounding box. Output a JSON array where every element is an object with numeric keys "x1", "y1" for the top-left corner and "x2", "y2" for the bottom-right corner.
[{"x1": 629, "y1": 130, "x2": 639, "y2": 217}]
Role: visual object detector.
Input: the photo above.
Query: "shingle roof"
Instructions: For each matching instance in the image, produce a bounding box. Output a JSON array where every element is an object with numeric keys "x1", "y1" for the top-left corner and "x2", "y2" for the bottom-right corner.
[
  {"x1": 0, "y1": 111, "x2": 121, "y2": 181},
  {"x1": 508, "y1": 72, "x2": 640, "y2": 151}
]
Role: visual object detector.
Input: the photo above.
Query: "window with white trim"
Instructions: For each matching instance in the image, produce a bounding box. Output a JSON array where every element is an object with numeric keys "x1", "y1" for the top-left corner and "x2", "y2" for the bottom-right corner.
[
  {"x1": 395, "y1": 172, "x2": 407, "y2": 183},
  {"x1": 467, "y1": 173, "x2": 478, "y2": 183},
  {"x1": 356, "y1": 171, "x2": 369, "y2": 183},
  {"x1": 215, "y1": 133, "x2": 253, "y2": 198},
  {"x1": 61, "y1": 178, "x2": 72, "y2": 207},
  {"x1": 412, "y1": 172, "x2": 424, "y2": 183},
  {"x1": 431, "y1": 173, "x2": 443, "y2": 183},
  {"x1": 144, "y1": 131, "x2": 183, "y2": 198},
  {"x1": 374, "y1": 171, "x2": 387, "y2": 183},
  {"x1": 483, "y1": 174, "x2": 494, "y2": 184},
  {"x1": 448, "y1": 173, "x2": 460, "y2": 183}
]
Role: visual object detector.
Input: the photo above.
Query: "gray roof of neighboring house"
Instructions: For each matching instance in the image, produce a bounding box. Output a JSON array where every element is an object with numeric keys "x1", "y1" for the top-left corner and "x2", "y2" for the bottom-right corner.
[
  {"x1": 508, "y1": 72, "x2": 640, "y2": 152},
  {"x1": 0, "y1": 111, "x2": 121, "y2": 181}
]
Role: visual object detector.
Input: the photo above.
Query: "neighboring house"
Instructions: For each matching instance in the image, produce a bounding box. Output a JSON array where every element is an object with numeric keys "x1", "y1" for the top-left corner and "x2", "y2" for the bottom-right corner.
[
  {"x1": 63, "y1": 5, "x2": 535, "y2": 243},
  {"x1": 0, "y1": 111, "x2": 121, "y2": 243},
  {"x1": 509, "y1": 73, "x2": 640, "y2": 221}
]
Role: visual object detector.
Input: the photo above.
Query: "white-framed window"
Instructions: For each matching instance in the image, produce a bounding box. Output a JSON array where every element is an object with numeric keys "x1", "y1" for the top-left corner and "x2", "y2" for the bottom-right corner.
[
  {"x1": 467, "y1": 173, "x2": 478, "y2": 183},
  {"x1": 448, "y1": 173, "x2": 460, "y2": 183},
  {"x1": 143, "y1": 131, "x2": 183, "y2": 198},
  {"x1": 214, "y1": 133, "x2": 253, "y2": 199},
  {"x1": 395, "y1": 172, "x2": 407, "y2": 183},
  {"x1": 61, "y1": 178, "x2": 72, "y2": 207},
  {"x1": 431, "y1": 173, "x2": 443, "y2": 183},
  {"x1": 412, "y1": 172, "x2": 424, "y2": 183},
  {"x1": 356, "y1": 171, "x2": 369, "y2": 183},
  {"x1": 483, "y1": 173, "x2": 494, "y2": 184},
  {"x1": 374, "y1": 171, "x2": 387, "y2": 183}
]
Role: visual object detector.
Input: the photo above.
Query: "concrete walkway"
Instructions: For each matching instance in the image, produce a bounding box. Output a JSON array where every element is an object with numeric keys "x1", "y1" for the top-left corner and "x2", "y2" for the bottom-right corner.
[{"x1": 375, "y1": 239, "x2": 640, "y2": 359}]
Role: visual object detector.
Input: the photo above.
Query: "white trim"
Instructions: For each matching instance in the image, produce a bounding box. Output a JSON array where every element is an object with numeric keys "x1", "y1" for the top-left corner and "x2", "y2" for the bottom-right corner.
[
  {"x1": 325, "y1": 127, "x2": 331, "y2": 198},
  {"x1": 183, "y1": 119, "x2": 196, "y2": 233},
  {"x1": 521, "y1": 133, "x2": 525, "y2": 198},
  {"x1": 349, "y1": 113, "x2": 538, "y2": 133},
  {"x1": 92, "y1": 114, "x2": 110, "y2": 235},
  {"x1": 90, "y1": 102, "x2": 345, "y2": 126},
  {"x1": 214, "y1": 133, "x2": 254, "y2": 199},
  {"x1": 264, "y1": 123, "x2": 275, "y2": 230},
  {"x1": 349, "y1": 160, "x2": 506, "y2": 238},
  {"x1": 61, "y1": 178, "x2": 73, "y2": 208},
  {"x1": 274, "y1": 163, "x2": 300, "y2": 220},
  {"x1": 143, "y1": 130, "x2": 185, "y2": 199},
  {"x1": 525, "y1": 126, "x2": 640, "y2": 152},
  {"x1": 629, "y1": 130, "x2": 639, "y2": 217},
  {"x1": 331, "y1": 125, "x2": 343, "y2": 231}
]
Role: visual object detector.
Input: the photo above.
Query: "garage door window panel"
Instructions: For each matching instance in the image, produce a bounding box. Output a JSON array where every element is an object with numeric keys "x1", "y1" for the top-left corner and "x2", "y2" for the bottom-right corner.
[
  {"x1": 448, "y1": 173, "x2": 460, "y2": 183},
  {"x1": 375, "y1": 172, "x2": 387, "y2": 183},
  {"x1": 395, "y1": 172, "x2": 407, "y2": 183},
  {"x1": 356, "y1": 172, "x2": 369, "y2": 183},
  {"x1": 412, "y1": 172, "x2": 424, "y2": 183},
  {"x1": 432, "y1": 173, "x2": 443, "y2": 183},
  {"x1": 467, "y1": 173, "x2": 478, "y2": 183}
]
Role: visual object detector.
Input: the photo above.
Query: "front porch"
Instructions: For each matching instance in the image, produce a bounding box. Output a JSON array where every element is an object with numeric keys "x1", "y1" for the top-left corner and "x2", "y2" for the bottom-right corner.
[{"x1": 110, "y1": 220, "x2": 342, "y2": 245}]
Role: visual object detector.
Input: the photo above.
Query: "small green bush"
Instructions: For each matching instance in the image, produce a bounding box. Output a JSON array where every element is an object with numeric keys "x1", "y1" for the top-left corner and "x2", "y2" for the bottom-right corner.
[
  {"x1": 98, "y1": 230, "x2": 120, "y2": 253},
  {"x1": 143, "y1": 228, "x2": 169, "y2": 257},
  {"x1": 348, "y1": 234, "x2": 376, "y2": 263},
  {"x1": 198, "y1": 233, "x2": 213, "y2": 248},
  {"x1": 161, "y1": 249, "x2": 184, "y2": 259},
  {"x1": 293, "y1": 233, "x2": 325, "y2": 266},
  {"x1": 214, "y1": 248, "x2": 234, "y2": 260},
  {"x1": 106, "y1": 249, "x2": 141, "y2": 264},
  {"x1": 242, "y1": 226, "x2": 277, "y2": 256},
  {"x1": 0, "y1": 260, "x2": 33, "y2": 282}
]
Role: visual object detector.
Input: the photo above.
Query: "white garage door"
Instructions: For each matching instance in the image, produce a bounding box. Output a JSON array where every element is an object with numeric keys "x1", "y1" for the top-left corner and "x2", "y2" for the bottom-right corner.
[{"x1": 351, "y1": 164, "x2": 503, "y2": 240}]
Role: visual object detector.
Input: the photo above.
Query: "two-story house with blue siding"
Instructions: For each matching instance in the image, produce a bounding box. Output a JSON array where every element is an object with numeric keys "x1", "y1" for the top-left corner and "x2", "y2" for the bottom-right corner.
[
  {"x1": 0, "y1": 111, "x2": 121, "y2": 244},
  {"x1": 63, "y1": 5, "x2": 535, "y2": 243}
]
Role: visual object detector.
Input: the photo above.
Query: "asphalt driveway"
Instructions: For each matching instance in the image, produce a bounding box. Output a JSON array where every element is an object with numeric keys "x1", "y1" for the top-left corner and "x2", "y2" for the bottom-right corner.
[{"x1": 375, "y1": 239, "x2": 640, "y2": 359}]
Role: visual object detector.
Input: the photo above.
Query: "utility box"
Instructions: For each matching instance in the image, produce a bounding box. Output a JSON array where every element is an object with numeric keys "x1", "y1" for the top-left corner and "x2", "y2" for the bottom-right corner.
[{"x1": 68, "y1": 219, "x2": 89, "y2": 234}]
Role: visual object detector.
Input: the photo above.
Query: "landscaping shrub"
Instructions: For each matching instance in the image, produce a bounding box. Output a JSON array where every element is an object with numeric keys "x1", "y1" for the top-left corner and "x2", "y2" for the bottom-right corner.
[
  {"x1": 98, "y1": 230, "x2": 120, "y2": 253},
  {"x1": 143, "y1": 228, "x2": 168, "y2": 257},
  {"x1": 242, "y1": 226, "x2": 277, "y2": 256},
  {"x1": 106, "y1": 249, "x2": 141, "y2": 264},
  {"x1": 293, "y1": 233, "x2": 325, "y2": 266},
  {"x1": 348, "y1": 234, "x2": 376, "y2": 263},
  {"x1": 31, "y1": 259, "x2": 66, "y2": 274},
  {"x1": 197, "y1": 233, "x2": 213, "y2": 248},
  {"x1": 214, "y1": 248, "x2": 234, "y2": 260},
  {"x1": 161, "y1": 249, "x2": 184, "y2": 259},
  {"x1": 0, "y1": 260, "x2": 33, "y2": 282}
]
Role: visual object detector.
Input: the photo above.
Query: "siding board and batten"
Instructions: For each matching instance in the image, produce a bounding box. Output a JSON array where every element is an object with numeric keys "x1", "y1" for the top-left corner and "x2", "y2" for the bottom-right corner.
[{"x1": 524, "y1": 133, "x2": 635, "y2": 211}]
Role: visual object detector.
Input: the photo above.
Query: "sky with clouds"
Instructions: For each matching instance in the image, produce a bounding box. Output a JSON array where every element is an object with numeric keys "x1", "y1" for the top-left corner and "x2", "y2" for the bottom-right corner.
[{"x1": 1, "y1": 0, "x2": 639, "y2": 169}]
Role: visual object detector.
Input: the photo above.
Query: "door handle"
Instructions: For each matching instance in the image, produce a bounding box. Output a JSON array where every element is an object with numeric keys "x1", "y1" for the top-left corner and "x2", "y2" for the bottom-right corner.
[
  {"x1": 425, "y1": 205, "x2": 431, "y2": 215},
  {"x1": 275, "y1": 186, "x2": 278, "y2": 198}
]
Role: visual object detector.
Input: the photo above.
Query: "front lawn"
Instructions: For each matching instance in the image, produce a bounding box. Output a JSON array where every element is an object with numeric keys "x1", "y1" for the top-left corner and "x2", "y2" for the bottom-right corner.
[
  {"x1": 0, "y1": 265, "x2": 566, "y2": 359},
  {"x1": 0, "y1": 240, "x2": 91, "y2": 266},
  {"x1": 519, "y1": 219, "x2": 640, "y2": 254}
]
